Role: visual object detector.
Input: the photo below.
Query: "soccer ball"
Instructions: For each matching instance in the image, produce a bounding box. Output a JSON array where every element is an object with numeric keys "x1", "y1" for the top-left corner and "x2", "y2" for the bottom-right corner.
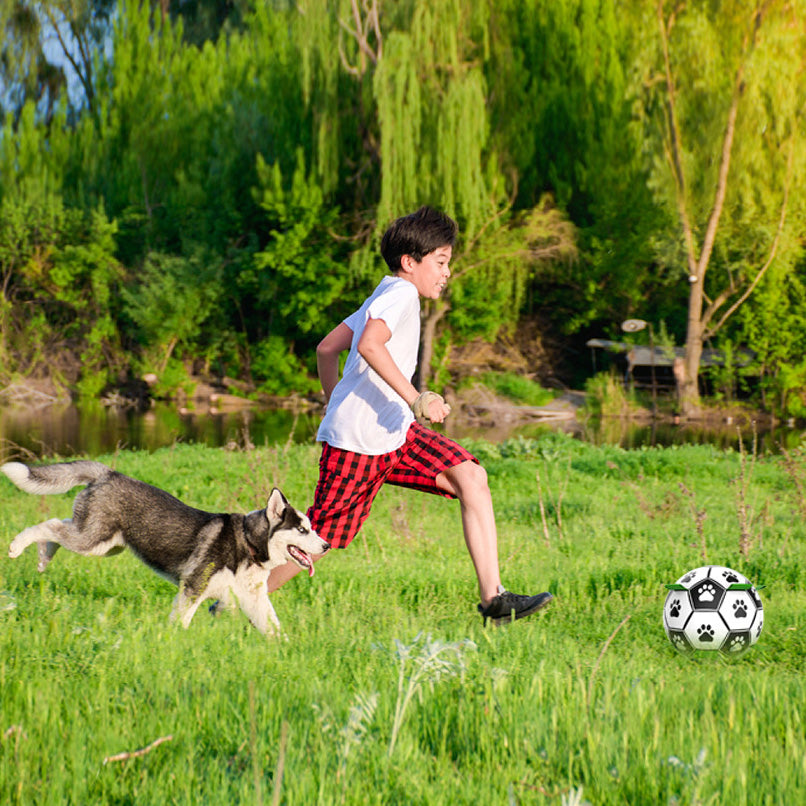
[{"x1": 663, "y1": 565, "x2": 764, "y2": 656}]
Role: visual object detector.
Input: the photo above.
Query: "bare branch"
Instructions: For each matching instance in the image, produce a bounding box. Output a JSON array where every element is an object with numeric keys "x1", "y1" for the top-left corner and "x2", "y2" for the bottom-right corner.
[
  {"x1": 451, "y1": 197, "x2": 576, "y2": 282},
  {"x1": 695, "y1": 74, "x2": 743, "y2": 281},
  {"x1": 366, "y1": 0, "x2": 382, "y2": 61},
  {"x1": 103, "y1": 735, "x2": 174, "y2": 765},
  {"x1": 657, "y1": 1, "x2": 699, "y2": 278},
  {"x1": 696, "y1": 4, "x2": 768, "y2": 282},
  {"x1": 40, "y1": 5, "x2": 95, "y2": 109},
  {"x1": 338, "y1": 0, "x2": 382, "y2": 78},
  {"x1": 703, "y1": 141, "x2": 794, "y2": 339},
  {"x1": 338, "y1": 38, "x2": 361, "y2": 78}
]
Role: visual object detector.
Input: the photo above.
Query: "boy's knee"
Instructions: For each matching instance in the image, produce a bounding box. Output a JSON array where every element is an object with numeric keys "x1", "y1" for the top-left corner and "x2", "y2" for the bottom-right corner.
[{"x1": 447, "y1": 460, "x2": 489, "y2": 496}]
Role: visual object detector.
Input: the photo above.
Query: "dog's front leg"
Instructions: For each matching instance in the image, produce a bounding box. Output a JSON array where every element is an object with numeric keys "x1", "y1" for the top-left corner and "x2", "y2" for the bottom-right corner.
[
  {"x1": 244, "y1": 594, "x2": 282, "y2": 638},
  {"x1": 170, "y1": 585, "x2": 205, "y2": 630},
  {"x1": 231, "y1": 572, "x2": 282, "y2": 637}
]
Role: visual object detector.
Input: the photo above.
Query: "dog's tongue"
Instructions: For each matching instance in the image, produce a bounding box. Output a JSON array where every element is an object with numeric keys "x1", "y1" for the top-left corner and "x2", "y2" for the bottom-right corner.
[{"x1": 289, "y1": 545, "x2": 315, "y2": 577}]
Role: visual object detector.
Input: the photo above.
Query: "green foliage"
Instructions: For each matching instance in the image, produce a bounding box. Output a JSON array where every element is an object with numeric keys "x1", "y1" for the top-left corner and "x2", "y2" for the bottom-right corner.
[
  {"x1": 0, "y1": 161, "x2": 122, "y2": 390},
  {"x1": 121, "y1": 250, "x2": 221, "y2": 377},
  {"x1": 488, "y1": 0, "x2": 668, "y2": 333},
  {"x1": 1, "y1": 0, "x2": 806, "y2": 411},
  {"x1": 250, "y1": 150, "x2": 347, "y2": 337},
  {"x1": 633, "y1": 0, "x2": 806, "y2": 405},
  {"x1": 477, "y1": 371, "x2": 556, "y2": 407},
  {"x1": 446, "y1": 197, "x2": 577, "y2": 343},
  {"x1": 0, "y1": 1, "x2": 117, "y2": 121},
  {"x1": 774, "y1": 360, "x2": 806, "y2": 418},
  {"x1": 143, "y1": 356, "x2": 195, "y2": 401},
  {"x1": 250, "y1": 336, "x2": 318, "y2": 397},
  {"x1": 583, "y1": 370, "x2": 634, "y2": 418},
  {"x1": 373, "y1": 0, "x2": 495, "y2": 238}
]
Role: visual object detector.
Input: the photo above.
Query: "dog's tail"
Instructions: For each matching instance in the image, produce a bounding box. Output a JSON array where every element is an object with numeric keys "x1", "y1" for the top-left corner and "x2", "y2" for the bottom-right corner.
[{"x1": 1, "y1": 460, "x2": 111, "y2": 495}]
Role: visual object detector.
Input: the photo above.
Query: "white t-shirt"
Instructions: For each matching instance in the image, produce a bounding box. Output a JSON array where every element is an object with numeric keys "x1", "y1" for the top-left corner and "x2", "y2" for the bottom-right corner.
[{"x1": 316, "y1": 275, "x2": 420, "y2": 454}]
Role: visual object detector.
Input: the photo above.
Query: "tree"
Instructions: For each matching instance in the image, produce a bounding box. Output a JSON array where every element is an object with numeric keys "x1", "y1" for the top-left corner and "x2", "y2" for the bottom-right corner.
[
  {"x1": 342, "y1": 0, "x2": 572, "y2": 383},
  {"x1": 0, "y1": 164, "x2": 121, "y2": 393},
  {"x1": 638, "y1": 0, "x2": 805, "y2": 417},
  {"x1": 150, "y1": 0, "x2": 250, "y2": 46},
  {"x1": 427, "y1": 195, "x2": 577, "y2": 386},
  {"x1": 0, "y1": 0, "x2": 114, "y2": 121},
  {"x1": 120, "y1": 250, "x2": 220, "y2": 376},
  {"x1": 250, "y1": 149, "x2": 347, "y2": 338}
]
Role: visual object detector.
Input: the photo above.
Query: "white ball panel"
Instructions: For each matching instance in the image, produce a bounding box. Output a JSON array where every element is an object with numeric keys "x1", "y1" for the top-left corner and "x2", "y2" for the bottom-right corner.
[{"x1": 682, "y1": 611, "x2": 730, "y2": 651}]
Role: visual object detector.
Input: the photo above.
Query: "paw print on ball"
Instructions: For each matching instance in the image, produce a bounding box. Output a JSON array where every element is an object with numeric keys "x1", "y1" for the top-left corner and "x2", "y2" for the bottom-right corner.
[
  {"x1": 732, "y1": 599, "x2": 748, "y2": 619},
  {"x1": 726, "y1": 634, "x2": 749, "y2": 653},
  {"x1": 669, "y1": 599, "x2": 682, "y2": 618},
  {"x1": 671, "y1": 633, "x2": 692, "y2": 653},
  {"x1": 696, "y1": 624, "x2": 716, "y2": 643},
  {"x1": 697, "y1": 583, "x2": 716, "y2": 603},
  {"x1": 690, "y1": 579, "x2": 725, "y2": 610}
]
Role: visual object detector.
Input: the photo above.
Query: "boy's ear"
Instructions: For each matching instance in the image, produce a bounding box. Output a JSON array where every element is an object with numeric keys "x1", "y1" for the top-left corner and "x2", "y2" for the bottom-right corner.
[{"x1": 399, "y1": 254, "x2": 415, "y2": 273}]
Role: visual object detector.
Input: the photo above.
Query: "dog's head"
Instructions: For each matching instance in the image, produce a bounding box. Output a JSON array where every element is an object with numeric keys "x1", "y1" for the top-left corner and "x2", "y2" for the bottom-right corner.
[{"x1": 247, "y1": 488, "x2": 330, "y2": 575}]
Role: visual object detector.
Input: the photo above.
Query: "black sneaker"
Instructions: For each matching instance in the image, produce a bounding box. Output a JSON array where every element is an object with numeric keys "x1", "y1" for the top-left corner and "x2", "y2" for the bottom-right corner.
[{"x1": 478, "y1": 585, "x2": 553, "y2": 626}]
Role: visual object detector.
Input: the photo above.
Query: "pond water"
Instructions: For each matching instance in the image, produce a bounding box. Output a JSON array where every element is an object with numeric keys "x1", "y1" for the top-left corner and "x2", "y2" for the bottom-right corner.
[
  {"x1": 0, "y1": 403, "x2": 322, "y2": 459},
  {"x1": 0, "y1": 401, "x2": 803, "y2": 460}
]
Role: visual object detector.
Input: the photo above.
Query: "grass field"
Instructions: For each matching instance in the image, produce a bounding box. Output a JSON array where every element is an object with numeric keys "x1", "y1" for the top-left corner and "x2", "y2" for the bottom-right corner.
[{"x1": 1, "y1": 434, "x2": 805, "y2": 805}]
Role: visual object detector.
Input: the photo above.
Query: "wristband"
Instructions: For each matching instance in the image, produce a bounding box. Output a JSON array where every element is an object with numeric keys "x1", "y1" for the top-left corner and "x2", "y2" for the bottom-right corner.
[{"x1": 411, "y1": 391, "x2": 445, "y2": 424}]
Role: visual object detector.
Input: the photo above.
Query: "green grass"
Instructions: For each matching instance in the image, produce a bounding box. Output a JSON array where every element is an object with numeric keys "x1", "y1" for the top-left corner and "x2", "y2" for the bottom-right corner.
[
  {"x1": 475, "y1": 372, "x2": 557, "y2": 407},
  {"x1": 1, "y1": 437, "x2": 805, "y2": 804}
]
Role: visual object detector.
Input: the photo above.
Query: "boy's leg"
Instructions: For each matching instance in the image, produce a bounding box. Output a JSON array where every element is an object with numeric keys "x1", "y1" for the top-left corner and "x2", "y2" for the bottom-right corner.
[
  {"x1": 388, "y1": 424, "x2": 553, "y2": 623},
  {"x1": 266, "y1": 555, "x2": 320, "y2": 593},
  {"x1": 434, "y1": 461, "x2": 502, "y2": 607},
  {"x1": 267, "y1": 443, "x2": 390, "y2": 594},
  {"x1": 437, "y1": 460, "x2": 553, "y2": 624}
]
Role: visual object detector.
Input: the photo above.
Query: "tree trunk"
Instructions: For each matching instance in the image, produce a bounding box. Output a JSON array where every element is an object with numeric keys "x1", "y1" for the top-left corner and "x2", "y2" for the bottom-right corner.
[
  {"x1": 680, "y1": 276, "x2": 705, "y2": 417},
  {"x1": 418, "y1": 300, "x2": 448, "y2": 392}
]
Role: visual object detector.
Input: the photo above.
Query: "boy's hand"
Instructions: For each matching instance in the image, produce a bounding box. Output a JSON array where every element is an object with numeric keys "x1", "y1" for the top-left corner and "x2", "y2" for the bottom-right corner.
[{"x1": 411, "y1": 391, "x2": 451, "y2": 424}]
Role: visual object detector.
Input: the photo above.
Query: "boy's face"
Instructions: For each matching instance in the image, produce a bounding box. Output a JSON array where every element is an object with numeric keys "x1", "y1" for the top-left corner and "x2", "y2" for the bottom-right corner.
[{"x1": 400, "y1": 245, "x2": 452, "y2": 300}]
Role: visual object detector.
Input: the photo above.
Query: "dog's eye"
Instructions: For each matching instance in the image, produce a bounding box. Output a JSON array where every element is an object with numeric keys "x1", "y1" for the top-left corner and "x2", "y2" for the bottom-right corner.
[{"x1": 298, "y1": 526, "x2": 307, "y2": 534}]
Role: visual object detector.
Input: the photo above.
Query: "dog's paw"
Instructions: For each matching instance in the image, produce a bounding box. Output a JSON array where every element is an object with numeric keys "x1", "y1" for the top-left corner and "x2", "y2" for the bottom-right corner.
[
  {"x1": 8, "y1": 540, "x2": 24, "y2": 559},
  {"x1": 36, "y1": 542, "x2": 57, "y2": 572}
]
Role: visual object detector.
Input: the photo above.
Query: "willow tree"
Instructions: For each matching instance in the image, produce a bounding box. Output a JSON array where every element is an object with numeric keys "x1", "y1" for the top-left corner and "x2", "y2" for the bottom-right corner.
[
  {"x1": 637, "y1": 0, "x2": 805, "y2": 417},
  {"x1": 373, "y1": 0, "x2": 493, "y2": 237},
  {"x1": 366, "y1": 0, "x2": 575, "y2": 385}
]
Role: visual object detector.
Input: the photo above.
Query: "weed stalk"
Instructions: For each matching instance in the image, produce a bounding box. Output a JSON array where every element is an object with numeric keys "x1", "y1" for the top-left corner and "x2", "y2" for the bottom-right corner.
[
  {"x1": 679, "y1": 482, "x2": 707, "y2": 561},
  {"x1": 249, "y1": 680, "x2": 263, "y2": 806},
  {"x1": 733, "y1": 426, "x2": 758, "y2": 558},
  {"x1": 385, "y1": 633, "x2": 475, "y2": 757},
  {"x1": 270, "y1": 721, "x2": 289, "y2": 806}
]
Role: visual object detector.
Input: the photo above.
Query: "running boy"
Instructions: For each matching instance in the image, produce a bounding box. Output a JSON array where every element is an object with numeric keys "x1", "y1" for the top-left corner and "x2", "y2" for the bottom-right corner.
[{"x1": 267, "y1": 206, "x2": 553, "y2": 625}]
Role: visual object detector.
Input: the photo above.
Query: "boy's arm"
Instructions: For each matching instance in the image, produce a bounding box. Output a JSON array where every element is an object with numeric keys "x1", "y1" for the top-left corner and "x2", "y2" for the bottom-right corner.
[
  {"x1": 357, "y1": 317, "x2": 450, "y2": 423},
  {"x1": 316, "y1": 322, "x2": 354, "y2": 403}
]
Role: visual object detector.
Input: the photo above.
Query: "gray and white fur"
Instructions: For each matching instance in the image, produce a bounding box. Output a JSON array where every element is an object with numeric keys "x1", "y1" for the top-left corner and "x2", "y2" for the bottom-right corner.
[{"x1": 2, "y1": 460, "x2": 329, "y2": 637}]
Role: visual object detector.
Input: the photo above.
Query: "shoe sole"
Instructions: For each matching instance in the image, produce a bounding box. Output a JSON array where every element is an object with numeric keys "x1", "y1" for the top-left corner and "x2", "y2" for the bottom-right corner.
[{"x1": 486, "y1": 592, "x2": 554, "y2": 627}]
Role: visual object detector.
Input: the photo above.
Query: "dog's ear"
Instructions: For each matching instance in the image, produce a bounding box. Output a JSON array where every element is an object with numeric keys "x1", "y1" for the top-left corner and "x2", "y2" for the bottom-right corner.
[{"x1": 266, "y1": 488, "x2": 288, "y2": 522}]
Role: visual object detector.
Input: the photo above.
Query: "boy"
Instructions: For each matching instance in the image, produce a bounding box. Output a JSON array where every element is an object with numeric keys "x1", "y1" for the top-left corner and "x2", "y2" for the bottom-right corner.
[{"x1": 267, "y1": 206, "x2": 553, "y2": 625}]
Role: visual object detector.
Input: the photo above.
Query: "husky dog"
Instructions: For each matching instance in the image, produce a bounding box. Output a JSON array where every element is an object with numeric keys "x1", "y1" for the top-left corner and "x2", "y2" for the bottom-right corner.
[{"x1": 2, "y1": 460, "x2": 329, "y2": 637}]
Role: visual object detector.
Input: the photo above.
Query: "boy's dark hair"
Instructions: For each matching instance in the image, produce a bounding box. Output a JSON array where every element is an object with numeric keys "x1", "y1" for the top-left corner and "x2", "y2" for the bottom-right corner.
[{"x1": 380, "y1": 206, "x2": 458, "y2": 271}]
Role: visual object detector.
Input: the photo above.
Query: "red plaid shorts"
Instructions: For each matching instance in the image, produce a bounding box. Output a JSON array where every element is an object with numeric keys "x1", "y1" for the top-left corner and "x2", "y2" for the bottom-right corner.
[{"x1": 306, "y1": 422, "x2": 478, "y2": 548}]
